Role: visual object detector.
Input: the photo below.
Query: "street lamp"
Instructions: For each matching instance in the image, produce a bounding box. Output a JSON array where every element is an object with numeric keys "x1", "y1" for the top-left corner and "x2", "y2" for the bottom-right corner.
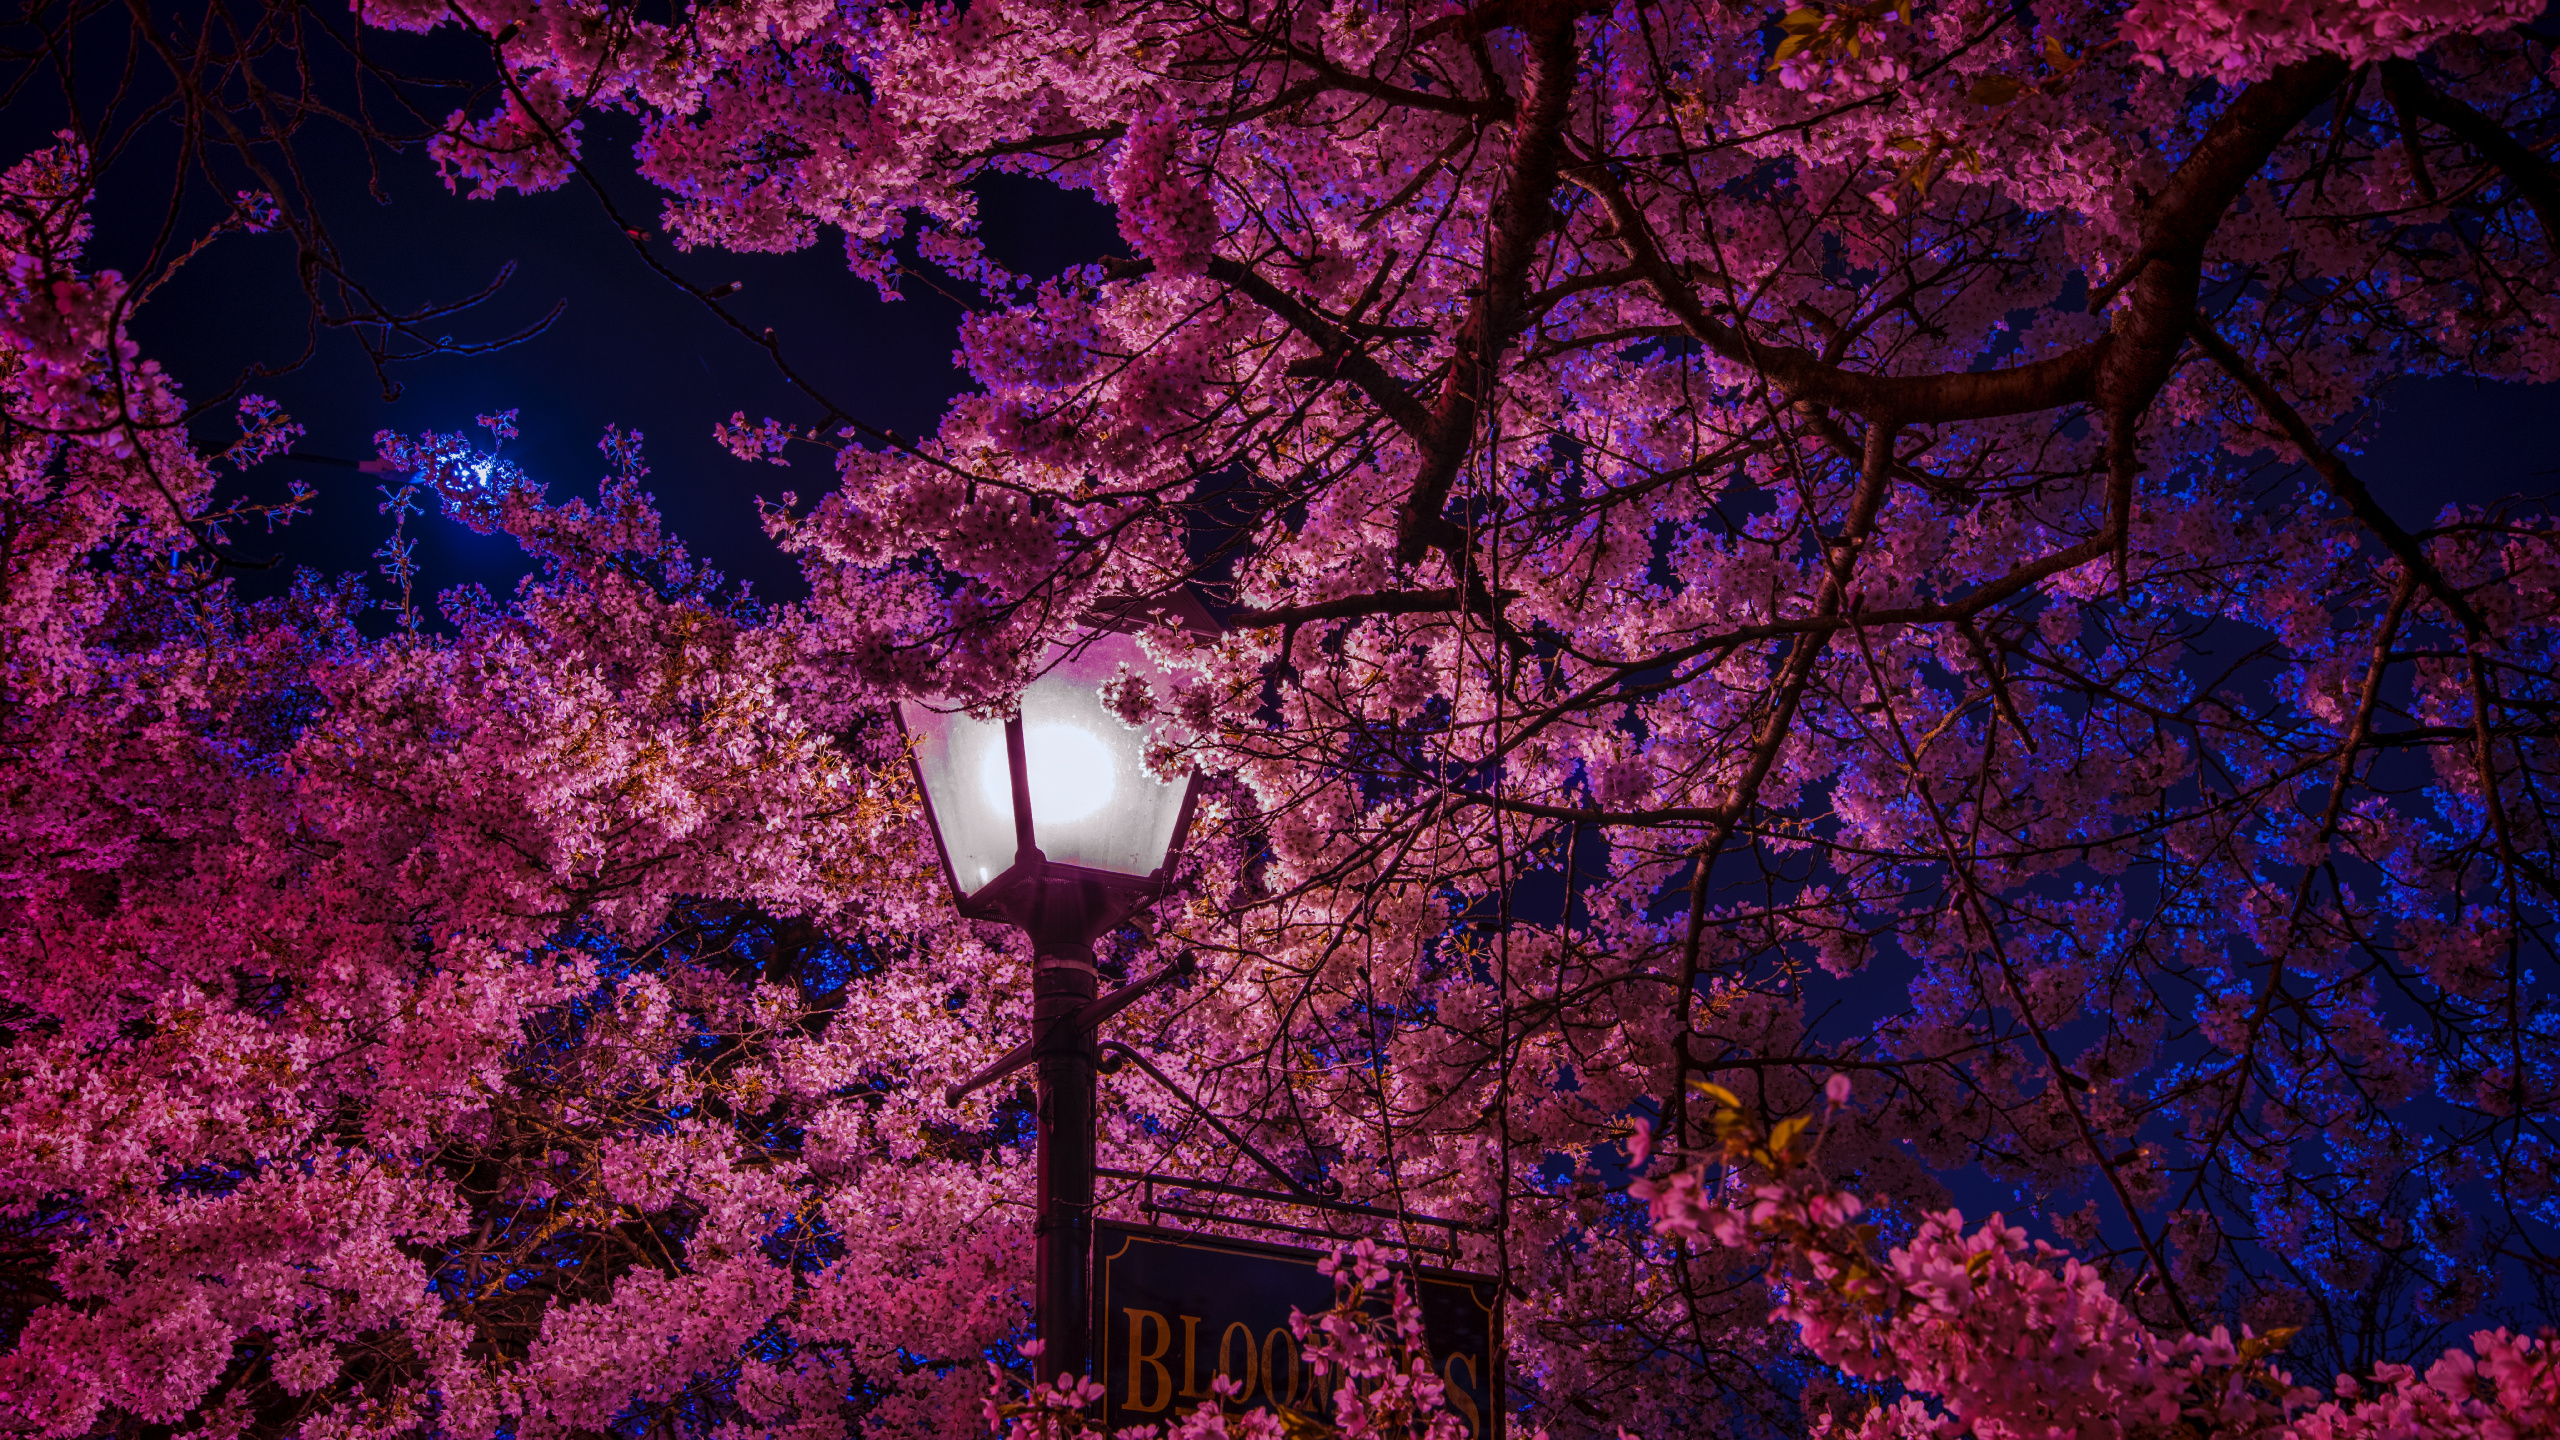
[{"x1": 896, "y1": 600, "x2": 1211, "y2": 1390}]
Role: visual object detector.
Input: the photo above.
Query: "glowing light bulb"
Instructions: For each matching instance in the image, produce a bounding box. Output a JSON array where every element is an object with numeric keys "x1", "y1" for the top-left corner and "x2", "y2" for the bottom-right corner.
[{"x1": 979, "y1": 724, "x2": 1116, "y2": 823}]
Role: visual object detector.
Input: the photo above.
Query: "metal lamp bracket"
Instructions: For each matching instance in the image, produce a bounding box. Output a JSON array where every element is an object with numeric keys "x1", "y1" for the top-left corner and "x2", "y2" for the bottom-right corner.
[{"x1": 943, "y1": 951, "x2": 1198, "y2": 1105}]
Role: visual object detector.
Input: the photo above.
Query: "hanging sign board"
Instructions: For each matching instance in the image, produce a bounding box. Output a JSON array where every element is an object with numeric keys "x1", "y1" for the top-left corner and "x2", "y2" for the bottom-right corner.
[{"x1": 1091, "y1": 1223, "x2": 1501, "y2": 1436}]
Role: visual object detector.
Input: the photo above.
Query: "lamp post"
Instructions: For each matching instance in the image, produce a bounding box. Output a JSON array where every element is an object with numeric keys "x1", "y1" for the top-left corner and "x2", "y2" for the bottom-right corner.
[{"x1": 896, "y1": 603, "x2": 1209, "y2": 1389}]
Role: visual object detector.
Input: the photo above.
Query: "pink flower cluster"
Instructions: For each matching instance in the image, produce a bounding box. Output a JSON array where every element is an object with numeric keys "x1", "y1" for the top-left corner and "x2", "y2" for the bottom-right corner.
[
  {"x1": 2118, "y1": 0, "x2": 2538, "y2": 81},
  {"x1": 1641, "y1": 1085, "x2": 2559, "y2": 1439}
]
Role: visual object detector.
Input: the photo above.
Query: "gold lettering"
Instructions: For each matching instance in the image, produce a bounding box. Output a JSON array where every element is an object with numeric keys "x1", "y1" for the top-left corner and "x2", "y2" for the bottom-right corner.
[
  {"x1": 1217, "y1": 1321, "x2": 1259, "y2": 1399},
  {"x1": 1442, "y1": 1353, "x2": 1481, "y2": 1434},
  {"x1": 1125, "y1": 1308, "x2": 1174, "y2": 1413},
  {"x1": 1178, "y1": 1315, "x2": 1210, "y2": 1400},
  {"x1": 1261, "y1": 1326, "x2": 1299, "y2": 1409}
]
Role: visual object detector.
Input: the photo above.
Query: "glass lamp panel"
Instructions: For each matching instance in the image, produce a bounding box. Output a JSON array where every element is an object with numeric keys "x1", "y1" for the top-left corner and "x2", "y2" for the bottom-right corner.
[
  {"x1": 897, "y1": 700, "x2": 1018, "y2": 897},
  {"x1": 1017, "y1": 629, "x2": 1191, "y2": 878}
]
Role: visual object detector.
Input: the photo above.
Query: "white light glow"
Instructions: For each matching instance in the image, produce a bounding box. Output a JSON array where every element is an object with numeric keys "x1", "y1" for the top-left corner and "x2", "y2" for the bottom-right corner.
[{"x1": 978, "y1": 724, "x2": 1116, "y2": 824}]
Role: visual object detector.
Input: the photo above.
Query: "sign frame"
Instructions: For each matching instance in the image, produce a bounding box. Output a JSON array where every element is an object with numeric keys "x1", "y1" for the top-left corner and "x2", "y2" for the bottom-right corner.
[{"x1": 1090, "y1": 1220, "x2": 1503, "y2": 1437}]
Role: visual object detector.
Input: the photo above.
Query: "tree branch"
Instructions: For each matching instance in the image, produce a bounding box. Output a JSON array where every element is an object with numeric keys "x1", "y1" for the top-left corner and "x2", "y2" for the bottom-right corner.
[
  {"x1": 1232, "y1": 587, "x2": 1470, "y2": 627},
  {"x1": 2189, "y1": 315, "x2": 2487, "y2": 634},
  {"x1": 1196, "y1": 257, "x2": 1437, "y2": 440},
  {"x1": 1667, "y1": 419, "x2": 1900, "y2": 1147},
  {"x1": 2382, "y1": 59, "x2": 2560, "y2": 248},
  {"x1": 1393, "y1": 14, "x2": 1581, "y2": 564}
]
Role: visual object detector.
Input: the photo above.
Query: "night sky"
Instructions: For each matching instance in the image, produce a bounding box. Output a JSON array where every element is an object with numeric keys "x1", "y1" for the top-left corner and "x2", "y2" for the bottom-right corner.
[
  {"x1": 147, "y1": 124, "x2": 1126, "y2": 609},
  {"x1": 13, "y1": 30, "x2": 2552, "y2": 619},
  {"x1": 6, "y1": 21, "x2": 1121, "y2": 611}
]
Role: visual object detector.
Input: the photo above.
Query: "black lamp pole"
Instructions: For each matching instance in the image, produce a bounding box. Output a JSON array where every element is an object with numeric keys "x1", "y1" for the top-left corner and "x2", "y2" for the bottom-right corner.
[
  {"x1": 946, "y1": 890, "x2": 1192, "y2": 1387},
  {"x1": 905, "y1": 606, "x2": 1215, "y2": 1394},
  {"x1": 1030, "y1": 934, "x2": 1097, "y2": 1385},
  {"x1": 964, "y1": 892, "x2": 1187, "y2": 1387}
]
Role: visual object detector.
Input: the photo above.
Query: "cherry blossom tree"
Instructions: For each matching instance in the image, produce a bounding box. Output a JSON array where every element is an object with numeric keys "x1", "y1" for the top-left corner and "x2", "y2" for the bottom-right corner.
[
  {"x1": 1635, "y1": 1076, "x2": 2560, "y2": 1438},
  {"x1": 3, "y1": 0, "x2": 2560, "y2": 1436}
]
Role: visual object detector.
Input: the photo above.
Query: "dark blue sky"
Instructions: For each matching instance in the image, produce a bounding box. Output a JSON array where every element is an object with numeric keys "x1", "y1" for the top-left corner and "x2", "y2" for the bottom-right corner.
[{"x1": 108, "y1": 103, "x2": 1123, "y2": 609}]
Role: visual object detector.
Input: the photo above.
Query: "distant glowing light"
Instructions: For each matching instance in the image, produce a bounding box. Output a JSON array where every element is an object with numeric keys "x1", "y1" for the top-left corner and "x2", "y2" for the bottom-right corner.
[{"x1": 979, "y1": 724, "x2": 1115, "y2": 823}]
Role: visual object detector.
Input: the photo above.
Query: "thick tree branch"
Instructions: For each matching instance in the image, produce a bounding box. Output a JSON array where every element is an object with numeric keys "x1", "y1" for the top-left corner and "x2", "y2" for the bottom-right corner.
[
  {"x1": 1232, "y1": 587, "x2": 1472, "y2": 627},
  {"x1": 1576, "y1": 57, "x2": 2349, "y2": 440},
  {"x1": 2382, "y1": 59, "x2": 2560, "y2": 248},
  {"x1": 1567, "y1": 161, "x2": 2106, "y2": 423},
  {"x1": 2092, "y1": 56, "x2": 2353, "y2": 578},
  {"x1": 1393, "y1": 14, "x2": 1581, "y2": 564},
  {"x1": 1190, "y1": 257, "x2": 1437, "y2": 440}
]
